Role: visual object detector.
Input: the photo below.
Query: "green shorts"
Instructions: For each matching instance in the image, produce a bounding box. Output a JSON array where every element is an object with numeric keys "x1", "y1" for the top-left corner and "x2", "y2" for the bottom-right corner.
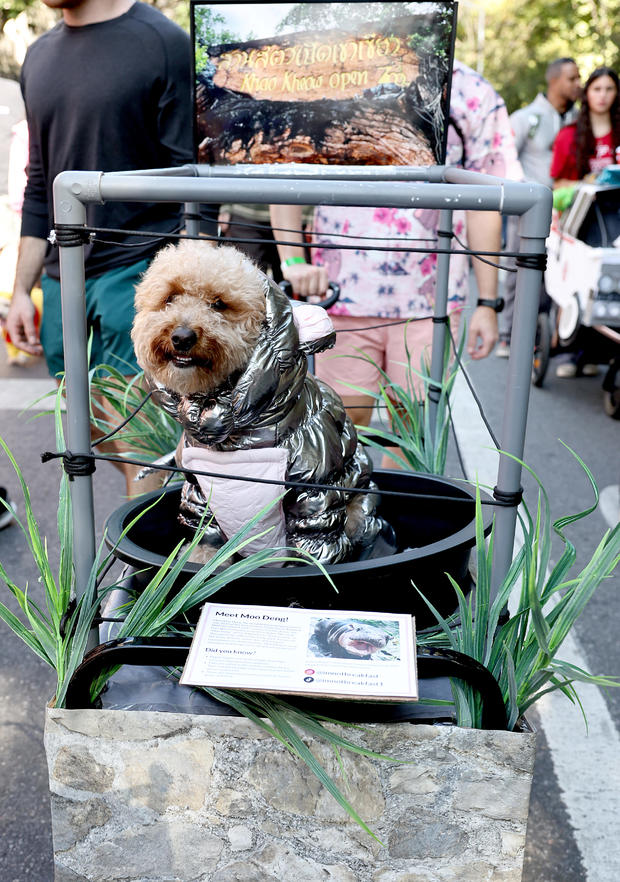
[{"x1": 40, "y1": 258, "x2": 150, "y2": 377}]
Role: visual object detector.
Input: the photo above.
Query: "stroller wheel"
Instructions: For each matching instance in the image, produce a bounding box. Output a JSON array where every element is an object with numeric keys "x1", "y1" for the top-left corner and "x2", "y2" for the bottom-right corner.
[
  {"x1": 532, "y1": 312, "x2": 551, "y2": 387},
  {"x1": 557, "y1": 293, "x2": 581, "y2": 346}
]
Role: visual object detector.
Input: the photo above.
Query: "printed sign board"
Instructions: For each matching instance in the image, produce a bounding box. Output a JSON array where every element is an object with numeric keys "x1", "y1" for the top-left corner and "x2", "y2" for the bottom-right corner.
[
  {"x1": 180, "y1": 603, "x2": 418, "y2": 701},
  {"x1": 191, "y1": 1, "x2": 457, "y2": 166}
]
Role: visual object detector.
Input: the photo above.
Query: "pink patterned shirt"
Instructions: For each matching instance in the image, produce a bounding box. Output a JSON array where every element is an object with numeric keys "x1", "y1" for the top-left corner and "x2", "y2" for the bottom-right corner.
[{"x1": 311, "y1": 61, "x2": 523, "y2": 318}]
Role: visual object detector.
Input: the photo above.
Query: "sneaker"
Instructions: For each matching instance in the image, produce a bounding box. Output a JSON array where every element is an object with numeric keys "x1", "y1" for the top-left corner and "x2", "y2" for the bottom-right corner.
[
  {"x1": 581, "y1": 363, "x2": 600, "y2": 377},
  {"x1": 0, "y1": 487, "x2": 16, "y2": 530},
  {"x1": 495, "y1": 340, "x2": 510, "y2": 358},
  {"x1": 556, "y1": 361, "x2": 600, "y2": 378},
  {"x1": 556, "y1": 361, "x2": 578, "y2": 378}
]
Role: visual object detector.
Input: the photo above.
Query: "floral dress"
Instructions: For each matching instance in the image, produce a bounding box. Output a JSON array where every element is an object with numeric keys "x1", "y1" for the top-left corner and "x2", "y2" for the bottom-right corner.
[{"x1": 311, "y1": 61, "x2": 523, "y2": 319}]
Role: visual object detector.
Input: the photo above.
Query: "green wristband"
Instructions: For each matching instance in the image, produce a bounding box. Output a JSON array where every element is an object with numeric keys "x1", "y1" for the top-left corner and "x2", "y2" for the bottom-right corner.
[{"x1": 281, "y1": 256, "x2": 307, "y2": 267}]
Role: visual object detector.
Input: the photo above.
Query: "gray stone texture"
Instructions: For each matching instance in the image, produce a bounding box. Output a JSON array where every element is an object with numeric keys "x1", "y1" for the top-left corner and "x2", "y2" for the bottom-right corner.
[{"x1": 45, "y1": 709, "x2": 536, "y2": 881}]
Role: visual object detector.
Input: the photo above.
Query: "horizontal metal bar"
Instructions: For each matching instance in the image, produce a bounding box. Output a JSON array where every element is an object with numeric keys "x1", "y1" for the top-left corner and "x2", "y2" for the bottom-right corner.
[
  {"x1": 55, "y1": 168, "x2": 548, "y2": 219},
  {"x1": 195, "y1": 162, "x2": 449, "y2": 183},
  {"x1": 116, "y1": 164, "x2": 199, "y2": 177}
]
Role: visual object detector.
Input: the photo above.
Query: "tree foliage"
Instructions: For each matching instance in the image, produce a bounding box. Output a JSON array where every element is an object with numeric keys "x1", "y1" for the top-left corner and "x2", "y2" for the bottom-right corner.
[
  {"x1": 1, "y1": 0, "x2": 37, "y2": 32},
  {"x1": 193, "y1": 6, "x2": 241, "y2": 75},
  {"x1": 148, "y1": 0, "x2": 190, "y2": 31},
  {"x1": 4, "y1": 0, "x2": 620, "y2": 115},
  {"x1": 277, "y1": 1, "x2": 447, "y2": 32},
  {"x1": 456, "y1": 0, "x2": 620, "y2": 113}
]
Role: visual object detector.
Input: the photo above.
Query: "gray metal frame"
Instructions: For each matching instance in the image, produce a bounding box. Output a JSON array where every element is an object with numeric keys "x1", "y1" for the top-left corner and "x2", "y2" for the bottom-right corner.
[{"x1": 52, "y1": 164, "x2": 552, "y2": 609}]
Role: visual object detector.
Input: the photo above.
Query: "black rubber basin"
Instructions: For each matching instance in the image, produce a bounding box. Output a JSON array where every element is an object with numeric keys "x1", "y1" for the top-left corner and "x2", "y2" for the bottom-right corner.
[{"x1": 104, "y1": 470, "x2": 492, "y2": 629}]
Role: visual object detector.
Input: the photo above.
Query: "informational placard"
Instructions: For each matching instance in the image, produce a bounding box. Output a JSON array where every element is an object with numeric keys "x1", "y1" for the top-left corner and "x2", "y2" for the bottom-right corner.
[
  {"x1": 180, "y1": 603, "x2": 418, "y2": 701},
  {"x1": 191, "y1": 1, "x2": 456, "y2": 166}
]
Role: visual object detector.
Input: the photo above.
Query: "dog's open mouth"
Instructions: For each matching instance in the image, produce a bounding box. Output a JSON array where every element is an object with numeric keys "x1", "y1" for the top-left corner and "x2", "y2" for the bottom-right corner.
[{"x1": 167, "y1": 353, "x2": 211, "y2": 370}]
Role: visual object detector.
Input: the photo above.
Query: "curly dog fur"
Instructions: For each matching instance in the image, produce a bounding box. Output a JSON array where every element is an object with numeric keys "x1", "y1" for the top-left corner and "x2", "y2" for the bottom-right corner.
[{"x1": 132, "y1": 239, "x2": 266, "y2": 398}]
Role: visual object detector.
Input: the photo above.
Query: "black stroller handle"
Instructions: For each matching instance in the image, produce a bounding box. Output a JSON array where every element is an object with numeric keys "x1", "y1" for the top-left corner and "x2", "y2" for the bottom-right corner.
[
  {"x1": 279, "y1": 279, "x2": 341, "y2": 311},
  {"x1": 63, "y1": 637, "x2": 508, "y2": 731}
]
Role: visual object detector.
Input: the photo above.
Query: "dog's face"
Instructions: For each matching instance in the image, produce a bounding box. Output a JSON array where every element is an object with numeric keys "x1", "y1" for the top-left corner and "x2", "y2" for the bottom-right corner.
[{"x1": 132, "y1": 240, "x2": 267, "y2": 397}]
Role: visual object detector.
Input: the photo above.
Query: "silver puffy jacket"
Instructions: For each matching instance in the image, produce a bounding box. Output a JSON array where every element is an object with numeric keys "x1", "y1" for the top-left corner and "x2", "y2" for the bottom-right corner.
[{"x1": 149, "y1": 279, "x2": 384, "y2": 563}]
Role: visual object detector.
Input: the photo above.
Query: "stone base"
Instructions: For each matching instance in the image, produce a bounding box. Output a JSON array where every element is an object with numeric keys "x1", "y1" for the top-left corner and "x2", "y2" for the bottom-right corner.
[{"x1": 44, "y1": 708, "x2": 536, "y2": 882}]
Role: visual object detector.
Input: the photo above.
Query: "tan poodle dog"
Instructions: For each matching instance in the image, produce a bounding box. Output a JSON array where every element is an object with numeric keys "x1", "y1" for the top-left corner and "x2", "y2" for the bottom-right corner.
[
  {"x1": 132, "y1": 239, "x2": 391, "y2": 566},
  {"x1": 132, "y1": 239, "x2": 266, "y2": 398}
]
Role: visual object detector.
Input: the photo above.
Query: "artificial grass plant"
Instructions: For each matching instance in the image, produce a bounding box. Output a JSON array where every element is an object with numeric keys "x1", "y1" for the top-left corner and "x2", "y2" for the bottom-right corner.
[
  {"x1": 417, "y1": 446, "x2": 620, "y2": 730},
  {"x1": 341, "y1": 322, "x2": 462, "y2": 474}
]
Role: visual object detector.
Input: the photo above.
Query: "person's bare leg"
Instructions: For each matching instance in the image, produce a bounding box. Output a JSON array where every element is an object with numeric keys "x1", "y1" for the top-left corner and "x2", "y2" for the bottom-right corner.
[
  {"x1": 380, "y1": 399, "x2": 410, "y2": 471},
  {"x1": 380, "y1": 447, "x2": 406, "y2": 470},
  {"x1": 60, "y1": 375, "x2": 164, "y2": 498},
  {"x1": 91, "y1": 386, "x2": 167, "y2": 498},
  {"x1": 340, "y1": 394, "x2": 375, "y2": 429}
]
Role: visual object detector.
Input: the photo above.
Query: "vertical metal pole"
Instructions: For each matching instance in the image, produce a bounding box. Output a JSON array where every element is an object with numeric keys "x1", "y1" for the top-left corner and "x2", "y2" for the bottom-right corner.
[
  {"x1": 428, "y1": 209, "x2": 453, "y2": 441},
  {"x1": 56, "y1": 222, "x2": 97, "y2": 605},
  {"x1": 491, "y1": 228, "x2": 547, "y2": 599},
  {"x1": 184, "y1": 202, "x2": 202, "y2": 238}
]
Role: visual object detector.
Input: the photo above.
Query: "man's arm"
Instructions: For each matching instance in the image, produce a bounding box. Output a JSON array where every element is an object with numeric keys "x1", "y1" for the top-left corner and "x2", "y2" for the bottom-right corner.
[
  {"x1": 466, "y1": 210, "x2": 501, "y2": 359},
  {"x1": 6, "y1": 236, "x2": 46, "y2": 356}
]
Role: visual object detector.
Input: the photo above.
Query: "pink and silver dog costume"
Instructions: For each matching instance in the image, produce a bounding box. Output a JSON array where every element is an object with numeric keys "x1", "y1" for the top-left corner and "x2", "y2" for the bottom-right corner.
[{"x1": 147, "y1": 278, "x2": 390, "y2": 564}]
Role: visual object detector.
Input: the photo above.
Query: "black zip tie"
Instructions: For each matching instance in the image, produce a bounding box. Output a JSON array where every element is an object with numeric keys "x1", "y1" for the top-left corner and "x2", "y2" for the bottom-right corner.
[
  {"x1": 41, "y1": 449, "x2": 96, "y2": 479},
  {"x1": 516, "y1": 252, "x2": 547, "y2": 271},
  {"x1": 51, "y1": 224, "x2": 94, "y2": 248},
  {"x1": 493, "y1": 485, "x2": 523, "y2": 507},
  {"x1": 50, "y1": 224, "x2": 184, "y2": 251},
  {"x1": 427, "y1": 384, "x2": 442, "y2": 404},
  {"x1": 91, "y1": 389, "x2": 154, "y2": 447},
  {"x1": 436, "y1": 229, "x2": 454, "y2": 239},
  {"x1": 432, "y1": 315, "x2": 450, "y2": 324}
]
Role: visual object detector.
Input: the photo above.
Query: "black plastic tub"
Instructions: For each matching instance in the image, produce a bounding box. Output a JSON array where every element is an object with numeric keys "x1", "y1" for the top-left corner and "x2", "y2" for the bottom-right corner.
[{"x1": 104, "y1": 470, "x2": 493, "y2": 629}]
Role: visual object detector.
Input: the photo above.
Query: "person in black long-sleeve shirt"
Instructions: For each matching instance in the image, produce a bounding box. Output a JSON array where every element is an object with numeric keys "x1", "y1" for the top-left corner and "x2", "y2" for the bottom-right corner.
[{"x1": 6, "y1": 0, "x2": 194, "y2": 495}]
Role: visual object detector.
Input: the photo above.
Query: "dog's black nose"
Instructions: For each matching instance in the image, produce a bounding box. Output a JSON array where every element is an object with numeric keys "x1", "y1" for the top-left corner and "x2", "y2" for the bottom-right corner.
[{"x1": 171, "y1": 326, "x2": 197, "y2": 352}]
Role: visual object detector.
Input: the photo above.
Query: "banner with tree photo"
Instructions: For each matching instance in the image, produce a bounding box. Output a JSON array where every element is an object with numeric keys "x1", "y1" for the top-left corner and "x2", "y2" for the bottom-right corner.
[{"x1": 191, "y1": 1, "x2": 457, "y2": 166}]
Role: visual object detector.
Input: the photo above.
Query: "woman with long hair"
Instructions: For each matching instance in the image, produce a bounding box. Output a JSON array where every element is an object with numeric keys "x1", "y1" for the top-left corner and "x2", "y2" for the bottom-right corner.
[
  {"x1": 551, "y1": 66, "x2": 620, "y2": 187},
  {"x1": 550, "y1": 67, "x2": 620, "y2": 377}
]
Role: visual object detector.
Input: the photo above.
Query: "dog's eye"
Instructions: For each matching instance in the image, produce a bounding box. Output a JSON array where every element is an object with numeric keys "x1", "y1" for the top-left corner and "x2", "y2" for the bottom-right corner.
[
  {"x1": 164, "y1": 293, "x2": 177, "y2": 306},
  {"x1": 212, "y1": 299, "x2": 228, "y2": 311}
]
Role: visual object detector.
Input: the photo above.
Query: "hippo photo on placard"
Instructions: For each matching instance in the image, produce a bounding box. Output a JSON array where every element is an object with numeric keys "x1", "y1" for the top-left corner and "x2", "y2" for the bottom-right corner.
[
  {"x1": 307, "y1": 618, "x2": 401, "y2": 661},
  {"x1": 192, "y1": 1, "x2": 456, "y2": 166}
]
